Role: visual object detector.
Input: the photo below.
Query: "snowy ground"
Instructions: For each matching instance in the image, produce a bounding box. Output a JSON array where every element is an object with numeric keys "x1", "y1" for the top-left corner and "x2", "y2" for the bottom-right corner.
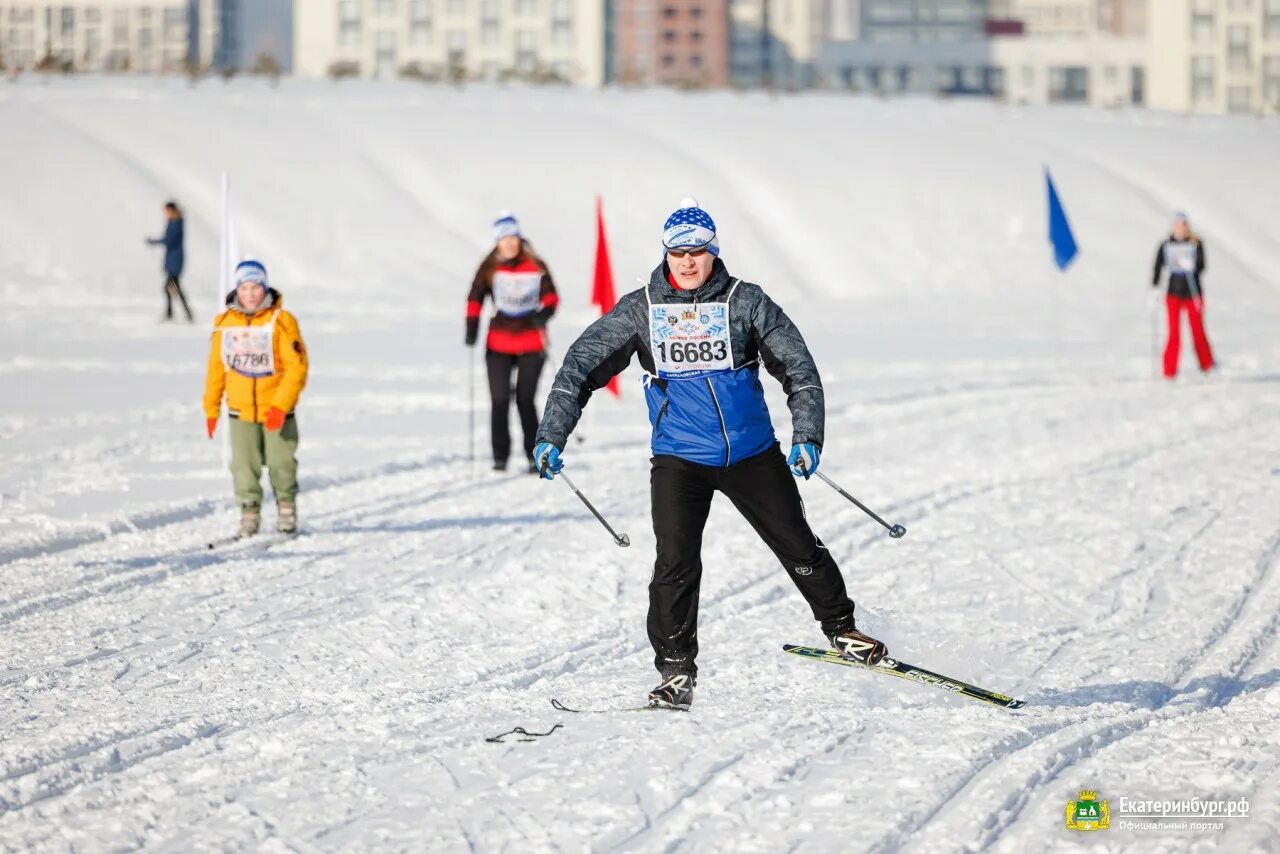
[{"x1": 2, "y1": 78, "x2": 1279, "y2": 852}]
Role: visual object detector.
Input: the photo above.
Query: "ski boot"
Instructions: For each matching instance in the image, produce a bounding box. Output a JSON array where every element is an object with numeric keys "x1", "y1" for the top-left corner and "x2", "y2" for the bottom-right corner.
[
  {"x1": 277, "y1": 501, "x2": 298, "y2": 535},
  {"x1": 238, "y1": 504, "x2": 261, "y2": 539},
  {"x1": 826, "y1": 623, "x2": 888, "y2": 666},
  {"x1": 648, "y1": 671, "x2": 695, "y2": 710}
]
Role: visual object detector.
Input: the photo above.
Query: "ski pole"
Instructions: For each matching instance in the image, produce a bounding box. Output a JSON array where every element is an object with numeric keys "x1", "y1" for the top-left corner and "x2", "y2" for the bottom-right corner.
[
  {"x1": 558, "y1": 471, "x2": 630, "y2": 547},
  {"x1": 813, "y1": 471, "x2": 906, "y2": 538},
  {"x1": 468, "y1": 345, "x2": 476, "y2": 464}
]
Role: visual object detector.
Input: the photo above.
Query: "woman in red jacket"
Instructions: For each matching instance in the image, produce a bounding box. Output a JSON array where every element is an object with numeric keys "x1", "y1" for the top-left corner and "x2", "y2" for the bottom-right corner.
[{"x1": 466, "y1": 212, "x2": 559, "y2": 472}]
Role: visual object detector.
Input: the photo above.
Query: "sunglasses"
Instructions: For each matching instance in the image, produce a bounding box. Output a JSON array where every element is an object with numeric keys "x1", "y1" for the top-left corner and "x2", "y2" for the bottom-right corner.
[{"x1": 665, "y1": 245, "x2": 711, "y2": 258}]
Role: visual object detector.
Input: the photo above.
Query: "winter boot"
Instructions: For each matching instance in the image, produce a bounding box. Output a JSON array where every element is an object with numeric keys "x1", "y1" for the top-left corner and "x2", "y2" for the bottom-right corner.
[
  {"x1": 648, "y1": 671, "x2": 695, "y2": 709},
  {"x1": 277, "y1": 500, "x2": 297, "y2": 535},
  {"x1": 238, "y1": 504, "x2": 261, "y2": 539}
]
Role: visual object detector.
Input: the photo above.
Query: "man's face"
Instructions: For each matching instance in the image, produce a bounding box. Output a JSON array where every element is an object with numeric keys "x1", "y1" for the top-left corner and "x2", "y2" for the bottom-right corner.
[{"x1": 667, "y1": 248, "x2": 714, "y2": 290}]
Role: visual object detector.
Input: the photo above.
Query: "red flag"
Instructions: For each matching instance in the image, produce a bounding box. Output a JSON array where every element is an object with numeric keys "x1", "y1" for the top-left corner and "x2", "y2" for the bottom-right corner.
[{"x1": 591, "y1": 196, "x2": 621, "y2": 397}]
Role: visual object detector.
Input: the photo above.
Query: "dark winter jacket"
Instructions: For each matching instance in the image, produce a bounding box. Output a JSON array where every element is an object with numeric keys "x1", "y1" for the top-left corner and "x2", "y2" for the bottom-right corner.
[
  {"x1": 1152, "y1": 236, "x2": 1205, "y2": 299},
  {"x1": 535, "y1": 258, "x2": 824, "y2": 467},
  {"x1": 149, "y1": 218, "x2": 185, "y2": 277}
]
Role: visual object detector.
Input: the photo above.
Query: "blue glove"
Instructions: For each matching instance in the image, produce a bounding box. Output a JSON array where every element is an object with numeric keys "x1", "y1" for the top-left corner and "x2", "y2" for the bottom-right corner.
[
  {"x1": 533, "y1": 442, "x2": 563, "y2": 481},
  {"x1": 787, "y1": 443, "x2": 820, "y2": 479}
]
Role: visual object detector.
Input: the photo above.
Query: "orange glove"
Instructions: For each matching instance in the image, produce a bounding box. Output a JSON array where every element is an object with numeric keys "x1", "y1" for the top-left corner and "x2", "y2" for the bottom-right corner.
[
  {"x1": 264, "y1": 407, "x2": 287, "y2": 432},
  {"x1": 206, "y1": 417, "x2": 218, "y2": 439}
]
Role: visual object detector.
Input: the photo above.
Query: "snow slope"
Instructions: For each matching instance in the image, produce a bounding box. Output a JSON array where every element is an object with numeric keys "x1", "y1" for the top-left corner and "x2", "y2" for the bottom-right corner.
[{"x1": 1, "y1": 78, "x2": 1278, "y2": 852}]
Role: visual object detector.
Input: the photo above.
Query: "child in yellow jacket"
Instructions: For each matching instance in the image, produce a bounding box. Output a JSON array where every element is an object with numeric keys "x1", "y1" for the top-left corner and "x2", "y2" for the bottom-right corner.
[{"x1": 203, "y1": 260, "x2": 309, "y2": 537}]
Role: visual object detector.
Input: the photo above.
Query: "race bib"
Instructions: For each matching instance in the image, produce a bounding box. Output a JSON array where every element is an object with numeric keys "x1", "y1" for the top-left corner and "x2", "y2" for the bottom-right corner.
[
  {"x1": 1165, "y1": 243, "x2": 1196, "y2": 273},
  {"x1": 221, "y1": 318, "x2": 276, "y2": 378},
  {"x1": 492, "y1": 271, "x2": 542, "y2": 317},
  {"x1": 650, "y1": 303, "x2": 732, "y2": 379}
]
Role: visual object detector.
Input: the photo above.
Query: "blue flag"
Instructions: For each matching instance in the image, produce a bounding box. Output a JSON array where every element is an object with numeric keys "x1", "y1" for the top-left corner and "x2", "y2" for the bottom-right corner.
[{"x1": 1045, "y1": 168, "x2": 1078, "y2": 270}]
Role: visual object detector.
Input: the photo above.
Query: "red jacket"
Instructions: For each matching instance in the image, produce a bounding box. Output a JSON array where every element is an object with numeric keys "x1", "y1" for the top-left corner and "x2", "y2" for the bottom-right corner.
[{"x1": 466, "y1": 245, "x2": 559, "y2": 355}]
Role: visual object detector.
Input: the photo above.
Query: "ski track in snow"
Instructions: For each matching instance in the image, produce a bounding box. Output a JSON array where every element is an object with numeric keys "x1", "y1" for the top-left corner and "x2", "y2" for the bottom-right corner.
[{"x1": 2, "y1": 80, "x2": 1278, "y2": 852}]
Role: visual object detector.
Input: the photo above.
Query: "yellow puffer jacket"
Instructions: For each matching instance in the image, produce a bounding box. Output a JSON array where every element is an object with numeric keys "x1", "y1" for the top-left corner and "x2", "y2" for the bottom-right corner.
[{"x1": 203, "y1": 292, "x2": 309, "y2": 423}]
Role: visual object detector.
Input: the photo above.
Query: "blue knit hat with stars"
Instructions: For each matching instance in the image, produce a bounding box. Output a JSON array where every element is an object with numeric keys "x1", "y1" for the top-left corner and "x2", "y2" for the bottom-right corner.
[{"x1": 662, "y1": 197, "x2": 719, "y2": 256}]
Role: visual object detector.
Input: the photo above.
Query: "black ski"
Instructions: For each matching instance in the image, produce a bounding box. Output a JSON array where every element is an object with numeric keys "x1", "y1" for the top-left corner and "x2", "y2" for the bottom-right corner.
[
  {"x1": 206, "y1": 531, "x2": 300, "y2": 551},
  {"x1": 783, "y1": 645, "x2": 1025, "y2": 710}
]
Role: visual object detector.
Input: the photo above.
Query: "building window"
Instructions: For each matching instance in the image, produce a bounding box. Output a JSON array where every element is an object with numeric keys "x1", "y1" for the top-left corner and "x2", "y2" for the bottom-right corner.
[
  {"x1": 662, "y1": 53, "x2": 675, "y2": 67},
  {"x1": 1228, "y1": 24, "x2": 1252, "y2": 70},
  {"x1": 113, "y1": 9, "x2": 129, "y2": 45},
  {"x1": 691, "y1": 6, "x2": 702, "y2": 18},
  {"x1": 691, "y1": 54, "x2": 703, "y2": 67},
  {"x1": 409, "y1": 0, "x2": 432, "y2": 43},
  {"x1": 1227, "y1": 0, "x2": 1252, "y2": 10},
  {"x1": 515, "y1": 29, "x2": 536, "y2": 70},
  {"x1": 448, "y1": 0, "x2": 466, "y2": 15},
  {"x1": 339, "y1": 0, "x2": 362, "y2": 46},
  {"x1": 164, "y1": 8, "x2": 185, "y2": 42},
  {"x1": 1191, "y1": 55, "x2": 1216, "y2": 103},
  {"x1": 1266, "y1": 0, "x2": 1280, "y2": 40},
  {"x1": 1049, "y1": 66, "x2": 1088, "y2": 102},
  {"x1": 663, "y1": 30, "x2": 675, "y2": 42},
  {"x1": 139, "y1": 27, "x2": 153, "y2": 51},
  {"x1": 515, "y1": 0, "x2": 537, "y2": 14},
  {"x1": 1264, "y1": 54, "x2": 1280, "y2": 96},
  {"x1": 375, "y1": 0, "x2": 397, "y2": 14},
  {"x1": 60, "y1": 7, "x2": 74, "y2": 38},
  {"x1": 1191, "y1": 6, "x2": 1215, "y2": 44},
  {"x1": 551, "y1": 0, "x2": 572, "y2": 44},
  {"x1": 663, "y1": 7, "x2": 677, "y2": 18},
  {"x1": 1104, "y1": 65, "x2": 1117, "y2": 85}
]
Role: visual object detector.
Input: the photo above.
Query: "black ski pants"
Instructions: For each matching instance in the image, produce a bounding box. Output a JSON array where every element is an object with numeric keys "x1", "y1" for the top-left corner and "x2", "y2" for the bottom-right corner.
[
  {"x1": 486, "y1": 349, "x2": 545, "y2": 465},
  {"x1": 164, "y1": 275, "x2": 194, "y2": 321},
  {"x1": 648, "y1": 443, "x2": 855, "y2": 678}
]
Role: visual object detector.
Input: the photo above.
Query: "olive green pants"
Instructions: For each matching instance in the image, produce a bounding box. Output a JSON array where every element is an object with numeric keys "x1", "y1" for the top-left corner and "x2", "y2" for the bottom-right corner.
[{"x1": 229, "y1": 415, "x2": 299, "y2": 507}]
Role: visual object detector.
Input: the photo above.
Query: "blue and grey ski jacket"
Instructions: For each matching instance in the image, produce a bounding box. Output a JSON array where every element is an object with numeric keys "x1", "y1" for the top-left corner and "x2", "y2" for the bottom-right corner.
[{"x1": 535, "y1": 259, "x2": 824, "y2": 467}]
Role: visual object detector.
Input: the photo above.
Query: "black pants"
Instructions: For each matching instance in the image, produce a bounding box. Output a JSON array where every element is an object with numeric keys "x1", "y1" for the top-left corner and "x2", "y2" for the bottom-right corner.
[
  {"x1": 649, "y1": 444, "x2": 855, "y2": 677},
  {"x1": 486, "y1": 349, "x2": 545, "y2": 464},
  {"x1": 164, "y1": 275, "x2": 193, "y2": 321}
]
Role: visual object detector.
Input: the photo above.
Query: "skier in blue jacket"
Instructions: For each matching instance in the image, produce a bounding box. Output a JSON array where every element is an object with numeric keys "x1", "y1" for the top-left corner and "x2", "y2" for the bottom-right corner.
[
  {"x1": 148, "y1": 200, "x2": 193, "y2": 322},
  {"x1": 533, "y1": 198, "x2": 885, "y2": 709}
]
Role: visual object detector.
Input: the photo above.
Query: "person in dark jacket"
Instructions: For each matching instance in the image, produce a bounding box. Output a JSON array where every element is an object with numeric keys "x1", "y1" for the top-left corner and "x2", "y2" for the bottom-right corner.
[
  {"x1": 148, "y1": 200, "x2": 193, "y2": 322},
  {"x1": 531, "y1": 198, "x2": 885, "y2": 709},
  {"x1": 466, "y1": 212, "x2": 559, "y2": 473},
  {"x1": 1152, "y1": 212, "x2": 1214, "y2": 378}
]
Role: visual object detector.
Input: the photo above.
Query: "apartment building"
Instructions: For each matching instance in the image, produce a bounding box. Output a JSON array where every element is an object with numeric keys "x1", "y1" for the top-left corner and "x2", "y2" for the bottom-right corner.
[
  {"x1": 1149, "y1": 0, "x2": 1280, "y2": 113},
  {"x1": 295, "y1": 0, "x2": 606, "y2": 85},
  {"x1": 819, "y1": 0, "x2": 994, "y2": 94},
  {"x1": 987, "y1": 1, "x2": 1149, "y2": 106},
  {"x1": 613, "y1": 0, "x2": 729, "y2": 86},
  {"x1": 0, "y1": 0, "x2": 194, "y2": 71},
  {"x1": 728, "y1": 0, "x2": 825, "y2": 87}
]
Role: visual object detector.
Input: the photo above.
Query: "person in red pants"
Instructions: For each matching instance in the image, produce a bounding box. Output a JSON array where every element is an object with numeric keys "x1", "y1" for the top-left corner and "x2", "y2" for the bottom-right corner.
[
  {"x1": 466, "y1": 212, "x2": 559, "y2": 472},
  {"x1": 1152, "y1": 212, "x2": 1215, "y2": 379}
]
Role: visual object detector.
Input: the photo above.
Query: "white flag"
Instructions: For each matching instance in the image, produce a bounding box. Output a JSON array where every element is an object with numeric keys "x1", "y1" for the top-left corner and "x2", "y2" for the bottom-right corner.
[{"x1": 219, "y1": 171, "x2": 241, "y2": 311}]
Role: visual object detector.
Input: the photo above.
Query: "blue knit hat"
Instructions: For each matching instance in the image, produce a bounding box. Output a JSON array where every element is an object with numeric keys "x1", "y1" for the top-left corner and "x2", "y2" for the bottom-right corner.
[
  {"x1": 662, "y1": 197, "x2": 719, "y2": 256},
  {"x1": 493, "y1": 211, "x2": 521, "y2": 241},
  {"x1": 234, "y1": 259, "x2": 268, "y2": 291}
]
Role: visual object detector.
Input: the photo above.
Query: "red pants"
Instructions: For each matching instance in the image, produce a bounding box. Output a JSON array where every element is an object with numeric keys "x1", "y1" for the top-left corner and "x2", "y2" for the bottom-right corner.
[{"x1": 1163, "y1": 295, "x2": 1215, "y2": 378}]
